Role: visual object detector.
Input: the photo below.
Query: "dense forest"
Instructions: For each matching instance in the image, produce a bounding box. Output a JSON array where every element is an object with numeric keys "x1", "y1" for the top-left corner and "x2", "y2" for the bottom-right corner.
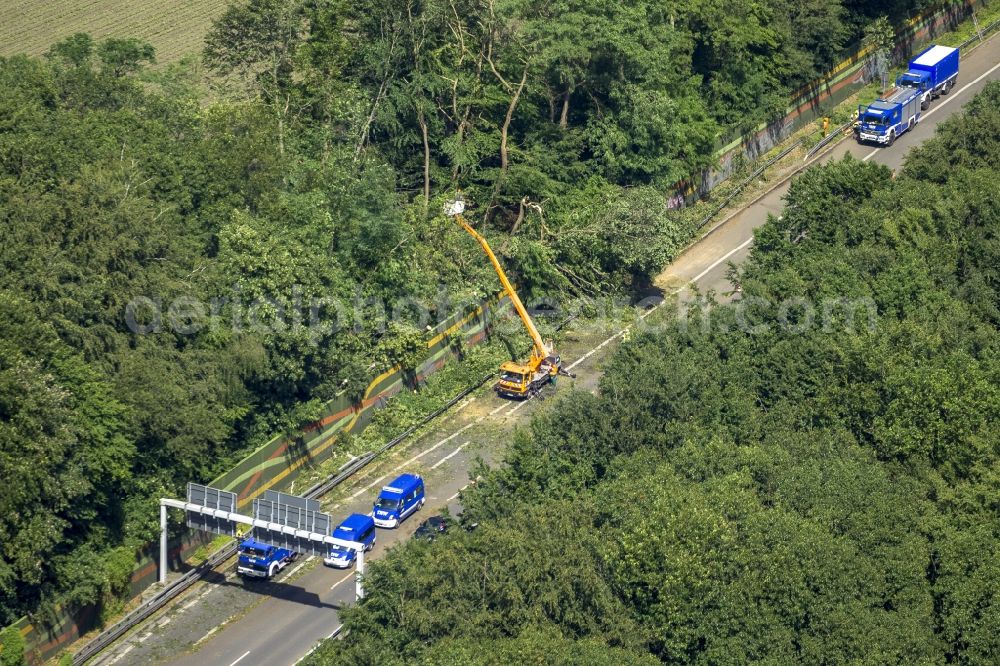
[
  {"x1": 0, "y1": 0, "x2": 964, "y2": 626},
  {"x1": 308, "y1": 83, "x2": 1000, "y2": 664}
]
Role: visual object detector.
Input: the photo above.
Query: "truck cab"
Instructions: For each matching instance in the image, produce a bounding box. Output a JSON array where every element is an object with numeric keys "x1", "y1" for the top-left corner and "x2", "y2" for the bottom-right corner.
[
  {"x1": 237, "y1": 537, "x2": 296, "y2": 579},
  {"x1": 897, "y1": 44, "x2": 960, "y2": 110},
  {"x1": 897, "y1": 70, "x2": 931, "y2": 93},
  {"x1": 495, "y1": 353, "x2": 561, "y2": 399},
  {"x1": 373, "y1": 474, "x2": 425, "y2": 528},
  {"x1": 857, "y1": 86, "x2": 920, "y2": 146},
  {"x1": 324, "y1": 513, "x2": 376, "y2": 568}
]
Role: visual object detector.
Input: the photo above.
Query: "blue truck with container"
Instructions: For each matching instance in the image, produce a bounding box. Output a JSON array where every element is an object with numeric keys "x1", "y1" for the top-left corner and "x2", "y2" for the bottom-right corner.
[
  {"x1": 857, "y1": 44, "x2": 959, "y2": 147},
  {"x1": 857, "y1": 86, "x2": 922, "y2": 146},
  {"x1": 372, "y1": 473, "x2": 425, "y2": 528},
  {"x1": 236, "y1": 536, "x2": 297, "y2": 579},
  {"x1": 896, "y1": 44, "x2": 959, "y2": 110},
  {"x1": 324, "y1": 513, "x2": 376, "y2": 568}
]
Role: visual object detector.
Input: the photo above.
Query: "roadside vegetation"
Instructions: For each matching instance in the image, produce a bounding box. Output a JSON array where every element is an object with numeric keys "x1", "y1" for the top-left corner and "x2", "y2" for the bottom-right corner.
[
  {"x1": 307, "y1": 83, "x2": 1000, "y2": 665},
  {"x1": 0, "y1": 0, "x2": 978, "y2": 630}
]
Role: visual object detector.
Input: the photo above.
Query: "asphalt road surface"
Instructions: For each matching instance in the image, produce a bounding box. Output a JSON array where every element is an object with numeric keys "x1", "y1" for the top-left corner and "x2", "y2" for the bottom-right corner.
[{"x1": 92, "y1": 31, "x2": 1000, "y2": 666}]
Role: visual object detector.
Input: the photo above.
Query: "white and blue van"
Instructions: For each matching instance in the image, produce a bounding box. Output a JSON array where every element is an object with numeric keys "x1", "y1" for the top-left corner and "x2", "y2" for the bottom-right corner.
[
  {"x1": 324, "y1": 513, "x2": 376, "y2": 568},
  {"x1": 372, "y1": 473, "x2": 425, "y2": 528}
]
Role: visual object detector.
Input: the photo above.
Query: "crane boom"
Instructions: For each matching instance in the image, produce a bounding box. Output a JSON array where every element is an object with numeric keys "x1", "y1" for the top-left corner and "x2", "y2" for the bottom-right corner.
[{"x1": 453, "y1": 214, "x2": 548, "y2": 360}]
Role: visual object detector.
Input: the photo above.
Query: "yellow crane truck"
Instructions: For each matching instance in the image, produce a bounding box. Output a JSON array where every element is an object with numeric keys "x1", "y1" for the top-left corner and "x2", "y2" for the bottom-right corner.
[{"x1": 444, "y1": 198, "x2": 572, "y2": 399}]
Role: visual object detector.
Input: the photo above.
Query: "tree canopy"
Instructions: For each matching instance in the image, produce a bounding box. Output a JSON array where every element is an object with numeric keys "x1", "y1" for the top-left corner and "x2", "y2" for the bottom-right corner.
[
  {"x1": 306, "y1": 83, "x2": 1000, "y2": 665},
  {"x1": 0, "y1": 0, "x2": 972, "y2": 628}
]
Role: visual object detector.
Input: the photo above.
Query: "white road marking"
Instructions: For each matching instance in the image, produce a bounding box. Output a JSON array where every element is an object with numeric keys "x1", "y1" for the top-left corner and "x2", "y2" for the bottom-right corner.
[
  {"x1": 489, "y1": 402, "x2": 508, "y2": 416},
  {"x1": 229, "y1": 650, "x2": 251, "y2": 666},
  {"x1": 862, "y1": 59, "x2": 1000, "y2": 162},
  {"x1": 292, "y1": 625, "x2": 344, "y2": 666},
  {"x1": 105, "y1": 644, "x2": 134, "y2": 665},
  {"x1": 194, "y1": 625, "x2": 221, "y2": 646},
  {"x1": 180, "y1": 598, "x2": 199, "y2": 612},
  {"x1": 284, "y1": 558, "x2": 309, "y2": 579},
  {"x1": 330, "y1": 571, "x2": 354, "y2": 589},
  {"x1": 431, "y1": 442, "x2": 470, "y2": 469},
  {"x1": 691, "y1": 236, "x2": 755, "y2": 284},
  {"x1": 505, "y1": 397, "x2": 532, "y2": 416},
  {"x1": 446, "y1": 483, "x2": 471, "y2": 502},
  {"x1": 136, "y1": 632, "x2": 152, "y2": 644},
  {"x1": 156, "y1": 617, "x2": 171, "y2": 628},
  {"x1": 348, "y1": 424, "x2": 479, "y2": 500},
  {"x1": 925, "y1": 59, "x2": 1000, "y2": 120}
]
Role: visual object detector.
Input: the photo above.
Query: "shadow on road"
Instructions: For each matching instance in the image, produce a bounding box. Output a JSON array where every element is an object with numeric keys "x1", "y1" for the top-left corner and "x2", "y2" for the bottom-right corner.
[{"x1": 200, "y1": 569, "x2": 340, "y2": 610}]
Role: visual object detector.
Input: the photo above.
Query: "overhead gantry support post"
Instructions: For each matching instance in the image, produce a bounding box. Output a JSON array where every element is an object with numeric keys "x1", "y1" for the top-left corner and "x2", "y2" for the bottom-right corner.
[
  {"x1": 159, "y1": 501, "x2": 169, "y2": 585},
  {"x1": 356, "y1": 549, "x2": 365, "y2": 600}
]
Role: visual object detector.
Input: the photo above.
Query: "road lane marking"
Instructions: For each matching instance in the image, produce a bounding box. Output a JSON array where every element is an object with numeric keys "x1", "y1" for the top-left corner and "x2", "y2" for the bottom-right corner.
[
  {"x1": 431, "y1": 442, "x2": 470, "y2": 469},
  {"x1": 489, "y1": 402, "x2": 508, "y2": 416},
  {"x1": 691, "y1": 236, "x2": 755, "y2": 284},
  {"x1": 180, "y1": 598, "x2": 199, "y2": 612},
  {"x1": 194, "y1": 625, "x2": 221, "y2": 646},
  {"x1": 105, "y1": 644, "x2": 134, "y2": 666},
  {"x1": 330, "y1": 571, "x2": 354, "y2": 590},
  {"x1": 229, "y1": 650, "x2": 251, "y2": 666},
  {"x1": 924, "y1": 59, "x2": 1000, "y2": 120},
  {"x1": 348, "y1": 424, "x2": 479, "y2": 500},
  {"x1": 505, "y1": 397, "x2": 531, "y2": 416},
  {"x1": 447, "y1": 483, "x2": 471, "y2": 502},
  {"x1": 862, "y1": 59, "x2": 1000, "y2": 162},
  {"x1": 566, "y1": 234, "x2": 761, "y2": 375},
  {"x1": 292, "y1": 625, "x2": 344, "y2": 666},
  {"x1": 284, "y1": 558, "x2": 310, "y2": 579}
]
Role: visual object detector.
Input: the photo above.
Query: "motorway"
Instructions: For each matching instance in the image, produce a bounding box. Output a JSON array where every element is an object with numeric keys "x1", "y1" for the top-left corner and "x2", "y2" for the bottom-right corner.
[{"x1": 92, "y1": 31, "x2": 1000, "y2": 666}]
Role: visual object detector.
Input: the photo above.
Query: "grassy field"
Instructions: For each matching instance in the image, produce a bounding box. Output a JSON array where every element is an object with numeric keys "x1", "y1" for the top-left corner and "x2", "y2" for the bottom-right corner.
[{"x1": 0, "y1": 0, "x2": 229, "y2": 64}]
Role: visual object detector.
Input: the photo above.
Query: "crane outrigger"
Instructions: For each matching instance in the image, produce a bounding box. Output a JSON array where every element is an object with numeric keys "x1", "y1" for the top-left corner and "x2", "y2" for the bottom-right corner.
[{"x1": 444, "y1": 198, "x2": 571, "y2": 399}]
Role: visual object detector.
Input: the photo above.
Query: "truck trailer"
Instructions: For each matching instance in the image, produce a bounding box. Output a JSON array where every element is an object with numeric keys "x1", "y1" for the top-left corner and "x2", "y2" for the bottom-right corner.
[
  {"x1": 896, "y1": 44, "x2": 959, "y2": 110},
  {"x1": 857, "y1": 86, "x2": 922, "y2": 146}
]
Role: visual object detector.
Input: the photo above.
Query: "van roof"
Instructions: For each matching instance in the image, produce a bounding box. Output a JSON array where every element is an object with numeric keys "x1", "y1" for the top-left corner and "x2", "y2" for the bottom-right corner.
[
  {"x1": 379, "y1": 473, "x2": 422, "y2": 497},
  {"x1": 913, "y1": 44, "x2": 957, "y2": 66},
  {"x1": 334, "y1": 512, "x2": 374, "y2": 538}
]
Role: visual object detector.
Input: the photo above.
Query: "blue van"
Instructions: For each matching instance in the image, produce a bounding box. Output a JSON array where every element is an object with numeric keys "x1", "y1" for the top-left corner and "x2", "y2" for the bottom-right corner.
[
  {"x1": 324, "y1": 513, "x2": 376, "y2": 568},
  {"x1": 373, "y1": 473, "x2": 425, "y2": 528}
]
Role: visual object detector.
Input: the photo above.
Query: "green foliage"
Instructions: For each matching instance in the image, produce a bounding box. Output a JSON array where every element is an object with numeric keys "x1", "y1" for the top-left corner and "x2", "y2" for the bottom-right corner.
[
  {"x1": 0, "y1": 0, "x2": 968, "y2": 631},
  {"x1": 306, "y1": 83, "x2": 1000, "y2": 665},
  {"x1": 0, "y1": 625, "x2": 25, "y2": 666}
]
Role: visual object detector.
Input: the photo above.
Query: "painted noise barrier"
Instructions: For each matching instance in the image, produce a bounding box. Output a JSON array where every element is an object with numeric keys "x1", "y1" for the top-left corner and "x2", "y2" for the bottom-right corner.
[
  {"x1": 7, "y1": 1, "x2": 997, "y2": 662},
  {"x1": 12, "y1": 293, "x2": 511, "y2": 665},
  {"x1": 72, "y1": 307, "x2": 577, "y2": 666},
  {"x1": 670, "y1": 0, "x2": 988, "y2": 206}
]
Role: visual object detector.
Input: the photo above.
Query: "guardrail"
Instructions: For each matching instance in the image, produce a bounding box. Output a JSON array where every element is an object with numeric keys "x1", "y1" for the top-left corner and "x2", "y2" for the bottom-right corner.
[
  {"x1": 74, "y1": 313, "x2": 575, "y2": 664},
  {"x1": 695, "y1": 138, "x2": 804, "y2": 231},
  {"x1": 804, "y1": 120, "x2": 855, "y2": 160},
  {"x1": 702, "y1": 13, "x2": 1000, "y2": 230}
]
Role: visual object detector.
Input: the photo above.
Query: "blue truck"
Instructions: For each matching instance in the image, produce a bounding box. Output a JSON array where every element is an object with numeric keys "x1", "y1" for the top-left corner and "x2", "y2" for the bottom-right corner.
[
  {"x1": 324, "y1": 513, "x2": 376, "y2": 568},
  {"x1": 857, "y1": 86, "x2": 922, "y2": 146},
  {"x1": 236, "y1": 536, "x2": 297, "y2": 579},
  {"x1": 372, "y1": 473, "x2": 425, "y2": 528},
  {"x1": 896, "y1": 44, "x2": 959, "y2": 110}
]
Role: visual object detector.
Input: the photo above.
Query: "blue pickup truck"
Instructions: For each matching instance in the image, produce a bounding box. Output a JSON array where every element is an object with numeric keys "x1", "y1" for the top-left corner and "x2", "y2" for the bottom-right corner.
[
  {"x1": 896, "y1": 44, "x2": 959, "y2": 110},
  {"x1": 236, "y1": 537, "x2": 297, "y2": 579}
]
